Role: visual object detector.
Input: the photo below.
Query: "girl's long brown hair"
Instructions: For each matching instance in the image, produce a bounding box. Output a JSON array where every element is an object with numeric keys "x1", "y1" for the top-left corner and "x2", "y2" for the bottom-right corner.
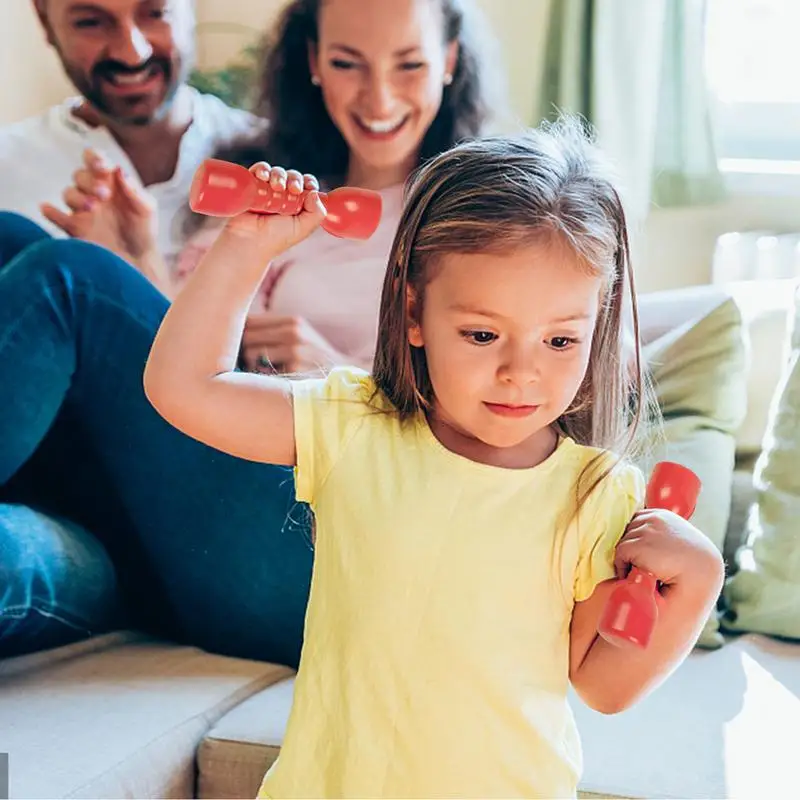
[{"x1": 372, "y1": 116, "x2": 661, "y2": 509}]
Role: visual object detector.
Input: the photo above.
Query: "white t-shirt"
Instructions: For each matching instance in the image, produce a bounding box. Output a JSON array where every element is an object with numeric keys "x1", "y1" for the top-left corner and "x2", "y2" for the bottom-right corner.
[{"x1": 0, "y1": 88, "x2": 264, "y2": 267}]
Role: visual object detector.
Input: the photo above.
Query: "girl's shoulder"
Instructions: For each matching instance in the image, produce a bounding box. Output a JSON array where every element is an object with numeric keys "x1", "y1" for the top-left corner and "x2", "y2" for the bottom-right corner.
[
  {"x1": 559, "y1": 438, "x2": 646, "y2": 508},
  {"x1": 292, "y1": 366, "x2": 392, "y2": 416}
]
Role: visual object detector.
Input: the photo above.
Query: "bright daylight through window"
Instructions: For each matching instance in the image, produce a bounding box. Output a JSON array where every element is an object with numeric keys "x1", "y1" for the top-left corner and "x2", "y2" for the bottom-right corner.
[{"x1": 706, "y1": 0, "x2": 800, "y2": 171}]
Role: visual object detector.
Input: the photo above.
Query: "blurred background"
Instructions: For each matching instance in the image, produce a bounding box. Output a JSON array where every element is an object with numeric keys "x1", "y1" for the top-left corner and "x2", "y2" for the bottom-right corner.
[{"x1": 4, "y1": 0, "x2": 800, "y2": 294}]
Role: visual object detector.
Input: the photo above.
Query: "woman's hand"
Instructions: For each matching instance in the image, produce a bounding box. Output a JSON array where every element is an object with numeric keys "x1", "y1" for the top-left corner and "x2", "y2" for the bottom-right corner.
[
  {"x1": 242, "y1": 312, "x2": 344, "y2": 374},
  {"x1": 41, "y1": 148, "x2": 157, "y2": 261}
]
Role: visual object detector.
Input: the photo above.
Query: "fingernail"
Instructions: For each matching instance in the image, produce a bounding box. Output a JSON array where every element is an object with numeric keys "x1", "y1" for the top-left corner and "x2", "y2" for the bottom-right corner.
[{"x1": 97, "y1": 186, "x2": 111, "y2": 199}]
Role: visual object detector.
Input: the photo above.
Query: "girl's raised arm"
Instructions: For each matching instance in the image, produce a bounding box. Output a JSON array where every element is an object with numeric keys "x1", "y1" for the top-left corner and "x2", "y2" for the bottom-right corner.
[{"x1": 144, "y1": 165, "x2": 327, "y2": 466}]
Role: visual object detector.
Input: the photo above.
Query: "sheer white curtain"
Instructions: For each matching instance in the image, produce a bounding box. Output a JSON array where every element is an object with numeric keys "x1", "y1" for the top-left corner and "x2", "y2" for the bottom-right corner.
[{"x1": 538, "y1": 0, "x2": 725, "y2": 225}]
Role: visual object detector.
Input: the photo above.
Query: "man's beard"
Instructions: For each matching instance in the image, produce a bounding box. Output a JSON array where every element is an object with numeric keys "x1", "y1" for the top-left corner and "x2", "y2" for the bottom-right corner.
[{"x1": 64, "y1": 56, "x2": 185, "y2": 127}]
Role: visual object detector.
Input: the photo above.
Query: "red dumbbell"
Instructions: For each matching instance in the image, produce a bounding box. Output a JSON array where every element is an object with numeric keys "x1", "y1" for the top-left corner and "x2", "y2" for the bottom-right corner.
[
  {"x1": 188, "y1": 158, "x2": 383, "y2": 241},
  {"x1": 597, "y1": 461, "x2": 702, "y2": 649}
]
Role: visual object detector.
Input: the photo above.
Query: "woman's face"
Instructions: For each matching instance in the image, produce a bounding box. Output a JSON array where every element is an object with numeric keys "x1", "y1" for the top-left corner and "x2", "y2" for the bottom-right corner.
[{"x1": 310, "y1": 0, "x2": 458, "y2": 188}]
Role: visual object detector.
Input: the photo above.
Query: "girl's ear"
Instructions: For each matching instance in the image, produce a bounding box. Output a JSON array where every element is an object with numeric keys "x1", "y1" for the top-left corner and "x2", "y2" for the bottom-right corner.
[{"x1": 406, "y1": 285, "x2": 424, "y2": 347}]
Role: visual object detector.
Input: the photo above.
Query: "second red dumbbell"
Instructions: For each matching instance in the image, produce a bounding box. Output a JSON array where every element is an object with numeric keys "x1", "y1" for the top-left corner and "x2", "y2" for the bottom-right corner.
[{"x1": 597, "y1": 461, "x2": 702, "y2": 649}]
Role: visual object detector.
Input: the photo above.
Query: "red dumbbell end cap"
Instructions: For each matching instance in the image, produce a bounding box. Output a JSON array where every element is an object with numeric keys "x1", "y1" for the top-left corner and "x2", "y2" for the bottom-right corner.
[
  {"x1": 189, "y1": 159, "x2": 256, "y2": 217},
  {"x1": 321, "y1": 188, "x2": 383, "y2": 240},
  {"x1": 646, "y1": 461, "x2": 702, "y2": 519}
]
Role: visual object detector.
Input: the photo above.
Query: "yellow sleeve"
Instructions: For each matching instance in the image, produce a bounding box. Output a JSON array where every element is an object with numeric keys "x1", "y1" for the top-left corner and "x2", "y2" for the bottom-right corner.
[
  {"x1": 290, "y1": 366, "x2": 374, "y2": 505},
  {"x1": 573, "y1": 460, "x2": 646, "y2": 602}
]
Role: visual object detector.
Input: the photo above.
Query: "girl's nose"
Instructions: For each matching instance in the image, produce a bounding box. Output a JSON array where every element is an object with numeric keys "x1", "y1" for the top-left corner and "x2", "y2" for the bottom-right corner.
[{"x1": 498, "y1": 345, "x2": 541, "y2": 386}]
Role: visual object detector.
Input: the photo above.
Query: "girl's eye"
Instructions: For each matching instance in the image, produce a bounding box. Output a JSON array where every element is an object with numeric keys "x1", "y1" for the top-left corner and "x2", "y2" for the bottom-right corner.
[
  {"x1": 462, "y1": 330, "x2": 498, "y2": 345},
  {"x1": 549, "y1": 336, "x2": 577, "y2": 350},
  {"x1": 399, "y1": 62, "x2": 425, "y2": 71}
]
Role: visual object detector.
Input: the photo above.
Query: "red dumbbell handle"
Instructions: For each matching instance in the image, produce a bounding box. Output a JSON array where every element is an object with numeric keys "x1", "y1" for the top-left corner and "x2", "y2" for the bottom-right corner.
[{"x1": 211, "y1": 175, "x2": 319, "y2": 215}]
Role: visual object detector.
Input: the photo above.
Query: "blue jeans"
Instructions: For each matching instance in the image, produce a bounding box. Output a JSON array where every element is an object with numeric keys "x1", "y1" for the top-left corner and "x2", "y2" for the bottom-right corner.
[
  {"x1": 0, "y1": 212, "x2": 313, "y2": 666},
  {"x1": 0, "y1": 504, "x2": 120, "y2": 657}
]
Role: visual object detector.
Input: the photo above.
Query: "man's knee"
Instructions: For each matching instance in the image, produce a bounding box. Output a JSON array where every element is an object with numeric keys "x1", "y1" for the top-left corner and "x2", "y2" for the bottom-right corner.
[
  {"x1": 0, "y1": 212, "x2": 52, "y2": 269},
  {"x1": 10, "y1": 235, "x2": 149, "y2": 300},
  {"x1": 0, "y1": 505, "x2": 120, "y2": 657}
]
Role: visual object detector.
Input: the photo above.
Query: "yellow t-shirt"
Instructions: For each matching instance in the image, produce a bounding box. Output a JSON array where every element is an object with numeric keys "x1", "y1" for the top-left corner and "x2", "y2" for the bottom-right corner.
[{"x1": 258, "y1": 367, "x2": 644, "y2": 799}]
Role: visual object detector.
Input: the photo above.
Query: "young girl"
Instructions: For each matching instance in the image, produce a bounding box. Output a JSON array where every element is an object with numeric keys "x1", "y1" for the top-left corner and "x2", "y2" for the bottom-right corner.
[{"x1": 144, "y1": 119, "x2": 724, "y2": 799}]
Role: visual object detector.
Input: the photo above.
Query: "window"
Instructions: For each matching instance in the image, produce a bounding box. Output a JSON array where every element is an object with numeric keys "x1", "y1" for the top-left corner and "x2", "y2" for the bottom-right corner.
[{"x1": 706, "y1": 0, "x2": 800, "y2": 169}]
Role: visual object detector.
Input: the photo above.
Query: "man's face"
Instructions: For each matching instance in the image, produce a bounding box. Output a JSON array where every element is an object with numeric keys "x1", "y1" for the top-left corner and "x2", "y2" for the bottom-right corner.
[{"x1": 36, "y1": 0, "x2": 195, "y2": 126}]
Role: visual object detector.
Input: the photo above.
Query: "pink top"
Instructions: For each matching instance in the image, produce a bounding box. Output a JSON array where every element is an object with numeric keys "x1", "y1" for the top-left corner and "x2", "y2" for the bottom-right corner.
[{"x1": 175, "y1": 183, "x2": 405, "y2": 367}]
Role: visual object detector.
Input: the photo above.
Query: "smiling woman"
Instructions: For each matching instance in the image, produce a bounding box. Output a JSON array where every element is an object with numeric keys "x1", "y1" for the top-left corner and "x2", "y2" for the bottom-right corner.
[
  {"x1": 234, "y1": 0, "x2": 499, "y2": 190},
  {"x1": 176, "y1": 0, "x2": 501, "y2": 369},
  {"x1": 173, "y1": 0, "x2": 503, "y2": 372}
]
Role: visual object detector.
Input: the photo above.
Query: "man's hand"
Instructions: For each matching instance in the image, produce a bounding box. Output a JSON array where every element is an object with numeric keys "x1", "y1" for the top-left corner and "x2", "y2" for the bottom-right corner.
[
  {"x1": 41, "y1": 148, "x2": 157, "y2": 261},
  {"x1": 242, "y1": 313, "x2": 344, "y2": 374}
]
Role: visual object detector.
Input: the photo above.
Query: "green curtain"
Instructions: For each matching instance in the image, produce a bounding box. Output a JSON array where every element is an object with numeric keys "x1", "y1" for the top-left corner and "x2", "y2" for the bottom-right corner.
[{"x1": 537, "y1": 0, "x2": 725, "y2": 216}]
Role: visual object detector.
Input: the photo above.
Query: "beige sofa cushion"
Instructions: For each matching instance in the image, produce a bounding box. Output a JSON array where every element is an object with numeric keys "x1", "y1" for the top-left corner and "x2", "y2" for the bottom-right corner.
[
  {"x1": 572, "y1": 633, "x2": 800, "y2": 799},
  {"x1": 2, "y1": 631, "x2": 291, "y2": 799},
  {"x1": 197, "y1": 678, "x2": 294, "y2": 800},
  {"x1": 200, "y1": 633, "x2": 800, "y2": 800}
]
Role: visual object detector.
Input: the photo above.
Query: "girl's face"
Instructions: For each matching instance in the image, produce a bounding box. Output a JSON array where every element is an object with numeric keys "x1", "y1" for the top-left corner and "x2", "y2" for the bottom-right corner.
[
  {"x1": 407, "y1": 240, "x2": 604, "y2": 468},
  {"x1": 310, "y1": 0, "x2": 458, "y2": 189}
]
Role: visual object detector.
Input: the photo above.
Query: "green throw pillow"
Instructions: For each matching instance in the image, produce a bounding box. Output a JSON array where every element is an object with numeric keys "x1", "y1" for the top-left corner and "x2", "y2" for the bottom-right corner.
[
  {"x1": 722, "y1": 284, "x2": 800, "y2": 638},
  {"x1": 638, "y1": 296, "x2": 748, "y2": 648}
]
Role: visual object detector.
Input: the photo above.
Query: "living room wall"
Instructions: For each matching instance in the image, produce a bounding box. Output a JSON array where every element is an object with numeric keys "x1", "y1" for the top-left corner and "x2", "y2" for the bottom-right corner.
[{"x1": 3, "y1": 0, "x2": 800, "y2": 293}]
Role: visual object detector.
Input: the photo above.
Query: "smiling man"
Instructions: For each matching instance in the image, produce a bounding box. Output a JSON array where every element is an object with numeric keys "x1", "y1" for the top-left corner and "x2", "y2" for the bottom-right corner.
[{"x1": 0, "y1": 0, "x2": 262, "y2": 265}]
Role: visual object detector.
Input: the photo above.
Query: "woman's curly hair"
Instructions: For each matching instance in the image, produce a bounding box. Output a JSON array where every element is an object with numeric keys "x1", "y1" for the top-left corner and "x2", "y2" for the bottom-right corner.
[{"x1": 205, "y1": 0, "x2": 505, "y2": 187}]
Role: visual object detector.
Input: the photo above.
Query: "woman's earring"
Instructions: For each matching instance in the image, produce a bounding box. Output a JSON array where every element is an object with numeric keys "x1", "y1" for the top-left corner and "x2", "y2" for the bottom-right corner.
[
  {"x1": 443, "y1": 73, "x2": 453, "y2": 86},
  {"x1": 311, "y1": 74, "x2": 321, "y2": 86}
]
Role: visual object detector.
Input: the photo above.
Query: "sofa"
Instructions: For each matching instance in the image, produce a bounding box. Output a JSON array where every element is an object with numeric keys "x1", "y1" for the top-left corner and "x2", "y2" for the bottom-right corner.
[{"x1": 4, "y1": 279, "x2": 799, "y2": 800}]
